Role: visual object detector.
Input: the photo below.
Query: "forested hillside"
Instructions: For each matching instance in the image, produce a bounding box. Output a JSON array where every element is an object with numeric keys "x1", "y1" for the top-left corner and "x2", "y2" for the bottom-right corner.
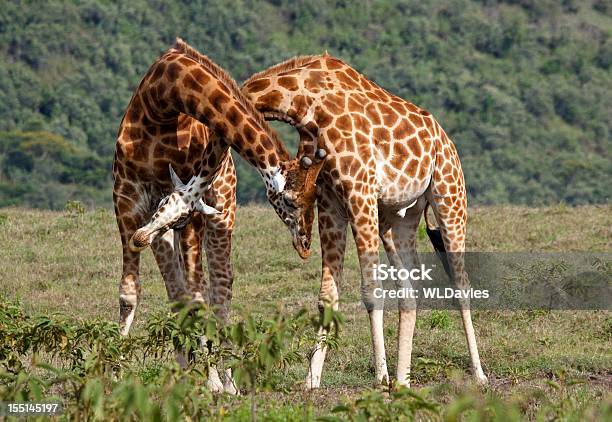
[{"x1": 0, "y1": 0, "x2": 610, "y2": 208}]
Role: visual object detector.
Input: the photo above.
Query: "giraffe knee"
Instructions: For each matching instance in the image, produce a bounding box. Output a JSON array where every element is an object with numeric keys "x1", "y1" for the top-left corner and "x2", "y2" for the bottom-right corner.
[{"x1": 317, "y1": 280, "x2": 339, "y2": 312}]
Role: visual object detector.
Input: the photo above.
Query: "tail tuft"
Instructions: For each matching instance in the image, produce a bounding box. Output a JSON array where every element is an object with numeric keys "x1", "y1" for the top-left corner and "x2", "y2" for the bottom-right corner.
[{"x1": 424, "y1": 204, "x2": 452, "y2": 278}]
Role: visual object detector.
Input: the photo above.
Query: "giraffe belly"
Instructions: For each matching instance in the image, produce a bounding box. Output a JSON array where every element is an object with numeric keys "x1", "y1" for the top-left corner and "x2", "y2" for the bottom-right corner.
[
  {"x1": 377, "y1": 185, "x2": 424, "y2": 210},
  {"x1": 375, "y1": 162, "x2": 431, "y2": 209}
]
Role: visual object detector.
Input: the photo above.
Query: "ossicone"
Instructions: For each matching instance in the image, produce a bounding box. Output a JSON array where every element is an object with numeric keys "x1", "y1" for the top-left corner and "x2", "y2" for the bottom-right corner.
[
  {"x1": 168, "y1": 164, "x2": 186, "y2": 190},
  {"x1": 301, "y1": 156, "x2": 313, "y2": 169},
  {"x1": 315, "y1": 148, "x2": 327, "y2": 161}
]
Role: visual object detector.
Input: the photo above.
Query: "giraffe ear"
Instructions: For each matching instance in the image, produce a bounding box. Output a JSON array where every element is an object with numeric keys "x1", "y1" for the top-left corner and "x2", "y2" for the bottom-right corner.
[
  {"x1": 168, "y1": 164, "x2": 186, "y2": 190},
  {"x1": 196, "y1": 198, "x2": 221, "y2": 215}
]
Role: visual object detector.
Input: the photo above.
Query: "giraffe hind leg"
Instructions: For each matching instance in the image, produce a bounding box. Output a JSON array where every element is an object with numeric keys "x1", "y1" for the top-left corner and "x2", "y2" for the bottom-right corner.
[{"x1": 425, "y1": 174, "x2": 488, "y2": 385}]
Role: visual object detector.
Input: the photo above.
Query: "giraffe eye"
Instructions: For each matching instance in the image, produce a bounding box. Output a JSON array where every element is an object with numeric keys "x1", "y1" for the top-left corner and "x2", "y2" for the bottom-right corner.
[{"x1": 172, "y1": 214, "x2": 191, "y2": 230}]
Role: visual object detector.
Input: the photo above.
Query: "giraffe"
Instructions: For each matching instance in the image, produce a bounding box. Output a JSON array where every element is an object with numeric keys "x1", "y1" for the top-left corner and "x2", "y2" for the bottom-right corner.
[
  {"x1": 114, "y1": 39, "x2": 326, "y2": 391},
  {"x1": 114, "y1": 104, "x2": 238, "y2": 390},
  {"x1": 241, "y1": 54, "x2": 488, "y2": 389},
  {"x1": 126, "y1": 39, "x2": 327, "y2": 259}
]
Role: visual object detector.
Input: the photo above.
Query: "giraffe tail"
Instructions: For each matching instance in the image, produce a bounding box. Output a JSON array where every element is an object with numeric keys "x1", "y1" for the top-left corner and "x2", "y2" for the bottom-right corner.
[{"x1": 424, "y1": 203, "x2": 452, "y2": 278}]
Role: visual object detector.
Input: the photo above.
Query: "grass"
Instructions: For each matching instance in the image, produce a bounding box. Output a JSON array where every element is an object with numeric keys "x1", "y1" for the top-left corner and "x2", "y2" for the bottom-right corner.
[{"x1": 1, "y1": 204, "x2": 611, "y2": 419}]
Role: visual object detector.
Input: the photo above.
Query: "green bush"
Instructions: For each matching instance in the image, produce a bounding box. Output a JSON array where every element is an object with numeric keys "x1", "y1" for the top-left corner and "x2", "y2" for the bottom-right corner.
[{"x1": 0, "y1": 296, "x2": 609, "y2": 420}]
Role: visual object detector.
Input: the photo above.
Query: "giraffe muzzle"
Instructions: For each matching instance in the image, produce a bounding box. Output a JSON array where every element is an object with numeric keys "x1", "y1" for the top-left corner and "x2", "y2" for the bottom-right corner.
[
  {"x1": 293, "y1": 234, "x2": 312, "y2": 260},
  {"x1": 129, "y1": 228, "x2": 155, "y2": 252}
]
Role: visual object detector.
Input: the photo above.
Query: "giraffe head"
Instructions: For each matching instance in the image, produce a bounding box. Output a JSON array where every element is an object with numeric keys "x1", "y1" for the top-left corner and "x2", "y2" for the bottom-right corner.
[
  {"x1": 130, "y1": 154, "x2": 327, "y2": 258},
  {"x1": 266, "y1": 148, "x2": 327, "y2": 259},
  {"x1": 128, "y1": 165, "x2": 220, "y2": 252}
]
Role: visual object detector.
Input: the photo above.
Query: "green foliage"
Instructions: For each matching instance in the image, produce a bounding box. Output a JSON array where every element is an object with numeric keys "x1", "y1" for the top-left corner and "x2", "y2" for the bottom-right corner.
[
  {"x1": 325, "y1": 382, "x2": 612, "y2": 422},
  {"x1": 0, "y1": 1, "x2": 610, "y2": 208},
  {"x1": 0, "y1": 296, "x2": 320, "y2": 419},
  {"x1": 326, "y1": 387, "x2": 441, "y2": 421},
  {"x1": 428, "y1": 310, "x2": 452, "y2": 330},
  {"x1": 1, "y1": 280, "x2": 610, "y2": 418},
  {"x1": 65, "y1": 200, "x2": 86, "y2": 215}
]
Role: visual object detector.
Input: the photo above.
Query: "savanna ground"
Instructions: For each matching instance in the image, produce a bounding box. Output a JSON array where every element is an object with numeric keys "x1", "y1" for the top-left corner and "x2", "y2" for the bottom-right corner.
[{"x1": 0, "y1": 204, "x2": 611, "y2": 420}]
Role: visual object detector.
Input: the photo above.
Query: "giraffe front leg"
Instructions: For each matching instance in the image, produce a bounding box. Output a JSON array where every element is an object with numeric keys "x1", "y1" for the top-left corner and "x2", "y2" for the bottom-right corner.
[
  {"x1": 179, "y1": 215, "x2": 221, "y2": 380},
  {"x1": 152, "y1": 229, "x2": 189, "y2": 303},
  {"x1": 179, "y1": 215, "x2": 209, "y2": 304},
  {"x1": 351, "y1": 207, "x2": 389, "y2": 387},
  {"x1": 205, "y1": 219, "x2": 237, "y2": 394},
  {"x1": 151, "y1": 229, "x2": 192, "y2": 368},
  {"x1": 179, "y1": 217, "x2": 228, "y2": 394},
  {"x1": 202, "y1": 171, "x2": 238, "y2": 394},
  {"x1": 119, "y1": 249, "x2": 141, "y2": 337},
  {"x1": 114, "y1": 201, "x2": 144, "y2": 337},
  {"x1": 305, "y1": 198, "x2": 347, "y2": 389}
]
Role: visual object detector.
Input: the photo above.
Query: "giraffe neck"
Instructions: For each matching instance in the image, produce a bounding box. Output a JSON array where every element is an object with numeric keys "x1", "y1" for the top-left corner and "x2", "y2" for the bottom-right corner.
[
  {"x1": 243, "y1": 54, "x2": 447, "y2": 209},
  {"x1": 243, "y1": 77, "x2": 317, "y2": 131},
  {"x1": 242, "y1": 55, "x2": 338, "y2": 156},
  {"x1": 134, "y1": 41, "x2": 289, "y2": 191}
]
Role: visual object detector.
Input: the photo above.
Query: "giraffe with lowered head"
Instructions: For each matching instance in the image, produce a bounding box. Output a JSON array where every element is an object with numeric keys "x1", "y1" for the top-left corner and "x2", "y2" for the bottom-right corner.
[
  {"x1": 241, "y1": 54, "x2": 488, "y2": 388},
  {"x1": 114, "y1": 39, "x2": 326, "y2": 392}
]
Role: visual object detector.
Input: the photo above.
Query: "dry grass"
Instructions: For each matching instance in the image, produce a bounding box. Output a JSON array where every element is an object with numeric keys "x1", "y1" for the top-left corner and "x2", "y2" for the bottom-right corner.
[{"x1": 1, "y1": 204, "x2": 610, "y2": 417}]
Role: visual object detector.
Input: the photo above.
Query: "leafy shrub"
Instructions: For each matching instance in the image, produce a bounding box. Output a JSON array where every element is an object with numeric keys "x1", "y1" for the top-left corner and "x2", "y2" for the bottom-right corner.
[
  {"x1": 429, "y1": 310, "x2": 452, "y2": 329},
  {"x1": 65, "y1": 200, "x2": 85, "y2": 215},
  {"x1": 1, "y1": 296, "x2": 609, "y2": 420}
]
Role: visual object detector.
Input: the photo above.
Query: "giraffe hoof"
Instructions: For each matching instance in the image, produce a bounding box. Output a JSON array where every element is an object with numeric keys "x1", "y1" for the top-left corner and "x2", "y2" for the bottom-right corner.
[
  {"x1": 207, "y1": 369, "x2": 225, "y2": 393},
  {"x1": 394, "y1": 378, "x2": 411, "y2": 390},
  {"x1": 375, "y1": 373, "x2": 390, "y2": 388},
  {"x1": 475, "y1": 373, "x2": 489, "y2": 386},
  {"x1": 394, "y1": 382, "x2": 411, "y2": 390},
  {"x1": 223, "y1": 379, "x2": 239, "y2": 395},
  {"x1": 207, "y1": 379, "x2": 224, "y2": 393},
  {"x1": 304, "y1": 375, "x2": 321, "y2": 390}
]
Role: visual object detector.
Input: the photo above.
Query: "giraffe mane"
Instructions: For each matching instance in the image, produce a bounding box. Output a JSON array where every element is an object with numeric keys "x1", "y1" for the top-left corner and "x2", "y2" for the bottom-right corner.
[
  {"x1": 172, "y1": 38, "x2": 288, "y2": 158},
  {"x1": 243, "y1": 54, "x2": 325, "y2": 86}
]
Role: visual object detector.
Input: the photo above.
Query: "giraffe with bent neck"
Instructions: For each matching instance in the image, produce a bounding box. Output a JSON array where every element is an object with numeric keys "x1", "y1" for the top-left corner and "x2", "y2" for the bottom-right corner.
[
  {"x1": 126, "y1": 40, "x2": 326, "y2": 257},
  {"x1": 241, "y1": 54, "x2": 488, "y2": 388},
  {"x1": 114, "y1": 40, "x2": 326, "y2": 391}
]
